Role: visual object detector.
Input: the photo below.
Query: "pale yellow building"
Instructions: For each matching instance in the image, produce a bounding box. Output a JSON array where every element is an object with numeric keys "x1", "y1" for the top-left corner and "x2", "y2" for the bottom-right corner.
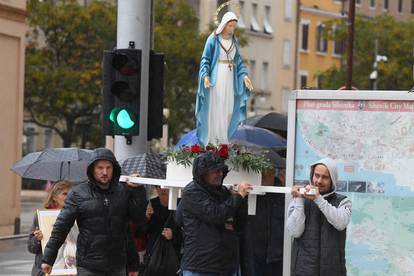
[
  {"x1": 190, "y1": 0, "x2": 297, "y2": 114},
  {"x1": 298, "y1": 0, "x2": 345, "y2": 89},
  {"x1": 0, "y1": 0, "x2": 26, "y2": 235}
]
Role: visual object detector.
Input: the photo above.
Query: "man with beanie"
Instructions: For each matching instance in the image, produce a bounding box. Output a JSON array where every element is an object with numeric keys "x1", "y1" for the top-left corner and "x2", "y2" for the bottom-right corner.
[
  {"x1": 41, "y1": 148, "x2": 147, "y2": 276},
  {"x1": 176, "y1": 151, "x2": 251, "y2": 276},
  {"x1": 287, "y1": 157, "x2": 352, "y2": 276}
]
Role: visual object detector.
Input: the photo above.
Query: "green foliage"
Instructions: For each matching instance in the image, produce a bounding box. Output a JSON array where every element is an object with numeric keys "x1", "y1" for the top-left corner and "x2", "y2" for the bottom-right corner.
[
  {"x1": 167, "y1": 144, "x2": 273, "y2": 173},
  {"x1": 154, "y1": 0, "x2": 203, "y2": 144},
  {"x1": 227, "y1": 148, "x2": 273, "y2": 173},
  {"x1": 25, "y1": 0, "x2": 116, "y2": 147},
  {"x1": 318, "y1": 16, "x2": 414, "y2": 90}
]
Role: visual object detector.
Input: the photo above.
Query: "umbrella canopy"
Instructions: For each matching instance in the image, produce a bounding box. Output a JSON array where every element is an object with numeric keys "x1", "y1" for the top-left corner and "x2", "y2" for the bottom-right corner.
[
  {"x1": 176, "y1": 126, "x2": 286, "y2": 149},
  {"x1": 176, "y1": 129, "x2": 198, "y2": 148},
  {"x1": 121, "y1": 153, "x2": 166, "y2": 179},
  {"x1": 230, "y1": 125, "x2": 287, "y2": 148},
  {"x1": 241, "y1": 112, "x2": 288, "y2": 138},
  {"x1": 269, "y1": 149, "x2": 286, "y2": 169},
  {"x1": 11, "y1": 148, "x2": 93, "y2": 182}
]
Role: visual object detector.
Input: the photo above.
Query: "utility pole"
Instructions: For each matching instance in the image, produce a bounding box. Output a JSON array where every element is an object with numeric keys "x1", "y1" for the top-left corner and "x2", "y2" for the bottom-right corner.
[
  {"x1": 114, "y1": 0, "x2": 151, "y2": 160},
  {"x1": 346, "y1": 0, "x2": 355, "y2": 90}
]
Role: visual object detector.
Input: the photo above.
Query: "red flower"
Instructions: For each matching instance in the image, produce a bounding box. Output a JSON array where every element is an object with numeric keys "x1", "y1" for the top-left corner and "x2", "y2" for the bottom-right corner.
[
  {"x1": 191, "y1": 144, "x2": 203, "y2": 153},
  {"x1": 218, "y1": 144, "x2": 229, "y2": 159}
]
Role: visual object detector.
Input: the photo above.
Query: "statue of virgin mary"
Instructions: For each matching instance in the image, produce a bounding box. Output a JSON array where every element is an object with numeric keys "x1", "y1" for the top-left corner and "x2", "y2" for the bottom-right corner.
[{"x1": 195, "y1": 11, "x2": 253, "y2": 146}]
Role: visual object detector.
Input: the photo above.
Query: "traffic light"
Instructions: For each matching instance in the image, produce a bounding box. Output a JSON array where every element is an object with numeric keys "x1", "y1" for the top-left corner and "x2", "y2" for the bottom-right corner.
[{"x1": 102, "y1": 48, "x2": 142, "y2": 136}]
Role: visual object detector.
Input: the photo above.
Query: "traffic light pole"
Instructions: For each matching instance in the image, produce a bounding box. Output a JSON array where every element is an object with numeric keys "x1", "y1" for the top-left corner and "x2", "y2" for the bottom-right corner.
[{"x1": 114, "y1": 0, "x2": 150, "y2": 160}]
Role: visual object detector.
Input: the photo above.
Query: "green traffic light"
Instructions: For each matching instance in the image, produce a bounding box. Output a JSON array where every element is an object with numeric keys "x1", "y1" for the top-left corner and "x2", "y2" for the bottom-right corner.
[
  {"x1": 116, "y1": 109, "x2": 135, "y2": 129},
  {"x1": 109, "y1": 108, "x2": 118, "y2": 123}
]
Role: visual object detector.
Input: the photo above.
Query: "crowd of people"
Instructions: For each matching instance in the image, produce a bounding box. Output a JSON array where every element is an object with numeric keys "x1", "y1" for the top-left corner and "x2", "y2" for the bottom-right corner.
[{"x1": 28, "y1": 148, "x2": 351, "y2": 276}]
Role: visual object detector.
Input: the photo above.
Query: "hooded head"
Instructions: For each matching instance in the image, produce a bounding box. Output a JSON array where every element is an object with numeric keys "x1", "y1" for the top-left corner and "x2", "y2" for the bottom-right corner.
[
  {"x1": 215, "y1": 11, "x2": 238, "y2": 35},
  {"x1": 192, "y1": 151, "x2": 229, "y2": 187},
  {"x1": 309, "y1": 157, "x2": 338, "y2": 196},
  {"x1": 87, "y1": 148, "x2": 121, "y2": 188}
]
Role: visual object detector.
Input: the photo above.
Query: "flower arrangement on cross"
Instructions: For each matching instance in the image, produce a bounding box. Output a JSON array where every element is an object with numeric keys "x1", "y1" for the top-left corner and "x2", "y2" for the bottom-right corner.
[{"x1": 167, "y1": 143, "x2": 274, "y2": 173}]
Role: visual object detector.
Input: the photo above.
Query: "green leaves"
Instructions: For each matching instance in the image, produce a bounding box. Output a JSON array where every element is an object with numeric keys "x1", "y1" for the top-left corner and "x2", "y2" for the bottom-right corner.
[
  {"x1": 25, "y1": 0, "x2": 116, "y2": 147},
  {"x1": 167, "y1": 144, "x2": 273, "y2": 173},
  {"x1": 154, "y1": 0, "x2": 204, "y2": 144},
  {"x1": 319, "y1": 16, "x2": 414, "y2": 91}
]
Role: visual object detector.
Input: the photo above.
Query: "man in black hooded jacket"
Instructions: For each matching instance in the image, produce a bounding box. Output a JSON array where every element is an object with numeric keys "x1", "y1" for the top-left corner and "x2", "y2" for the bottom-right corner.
[
  {"x1": 176, "y1": 151, "x2": 251, "y2": 276},
  {"x1": 41, "y1": 148, "x2": 147, "y2": 276}
]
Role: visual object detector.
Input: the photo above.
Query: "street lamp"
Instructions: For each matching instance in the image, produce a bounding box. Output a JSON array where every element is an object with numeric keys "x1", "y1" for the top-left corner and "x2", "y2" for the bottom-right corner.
[
  {"x1": 370, "y1": 39, "x2": 387, "y2": 90},
  {"x1": 370, "y1": 55, "x2": 388, "y2": 90}
]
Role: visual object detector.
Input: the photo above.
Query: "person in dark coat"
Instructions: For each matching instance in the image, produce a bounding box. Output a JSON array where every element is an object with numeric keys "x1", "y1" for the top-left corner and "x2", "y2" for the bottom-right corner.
[
  {"x1": 241, "y1": 167, "x2": 286, "y2": 276},
  {"x1": 41, "y1": 148, "x2": 147, "y2": 276},
  {"x1": 145, "y1": 187, "x2": 182, "y2": 258},
  {"x1": 28, "y1": 181, "x2": 71, "y2": 276},
  {"x1": 176, "y1": 151, "x2": 251, "y2": 276}
]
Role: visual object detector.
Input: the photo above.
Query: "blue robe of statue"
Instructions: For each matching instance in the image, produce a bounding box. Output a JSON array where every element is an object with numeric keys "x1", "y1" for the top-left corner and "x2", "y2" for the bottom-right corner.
[{"x1": 195, "y1": 33, "x2": 250, "y2": 146}]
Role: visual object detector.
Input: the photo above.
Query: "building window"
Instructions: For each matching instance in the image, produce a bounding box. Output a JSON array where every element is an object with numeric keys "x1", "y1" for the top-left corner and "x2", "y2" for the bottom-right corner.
[
  {"x1": 370, "y1": 0, "x2": 376, "y2": 8},
  {"x1": 249, "y1": 60, "x2": 256, "y2": 85},
  {"x1": 44, "y1": 128, "x2": 53, "y2": 148},
  {"x1": 301, "y1": 22, "x2": 309, "y2": 51},
  {"x1": 398, "y1": 0, "x2": 403, "y2": 13},
  {"x1": 384, "y1": 0, "x2": 389, "y2": 10},
  {"x1": 300, "y1": 74, "x2": 308, "y2": 89},
  {"x1": 283, "y1": 40, "x2": 291, "y2": 67},
  {"x1": 411, "y1": 0, "x2": 414, "y2": 13},
  {"x1": 333, "y1": 26, "x2": 344, "y2": 55},
  {"x1": 250, "y1": 3, "x2": 261, "y2": 32},
  {"x1": 264, "y1": 6, "x2": 273, "y2": 34},
  {"x1": 285, "y1": 0, "x2": 293, "y2": 20},
  {"x1": 238, "y1": 1, "x2": 246, "y2": 29},
  {"x1": 262, "y1": 62, "x2": 269, "y2": 90},
  {"x1": 356, "y1": 0, "x2": 362, "y2": 5},
  {"x1": 316, "y1": 24, "x2": 328, "y2": 53}
]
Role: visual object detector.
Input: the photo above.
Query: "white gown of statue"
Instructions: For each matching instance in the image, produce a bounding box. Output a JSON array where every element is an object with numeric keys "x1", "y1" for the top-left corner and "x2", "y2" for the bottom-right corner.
[{"x1": 207, "y1": 38, "x2": 235, "y2": 145}]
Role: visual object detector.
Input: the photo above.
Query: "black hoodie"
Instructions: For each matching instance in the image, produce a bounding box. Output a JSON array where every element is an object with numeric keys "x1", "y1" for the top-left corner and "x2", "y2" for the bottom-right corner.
[
  {"x1": 176, "y1": 152, "x2": 244, "y2": 274},
  {"x1": 42, "y1": 148, "x2": 146, "y2": 272}
]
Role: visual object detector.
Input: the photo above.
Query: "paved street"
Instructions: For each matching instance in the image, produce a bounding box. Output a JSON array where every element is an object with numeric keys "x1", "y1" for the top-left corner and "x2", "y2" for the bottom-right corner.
[
  {"x1": 0, "y1": 238, "x2": 33, "y2": 276},
  {"x1": 0, "y1": 190, "x2": 46, "y2": 275}
]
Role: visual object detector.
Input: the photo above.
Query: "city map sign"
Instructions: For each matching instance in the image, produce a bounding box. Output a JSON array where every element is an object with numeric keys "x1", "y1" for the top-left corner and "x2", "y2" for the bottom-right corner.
[{"x1": 284, "y1": 90, "x2": 414, "y2": 276}]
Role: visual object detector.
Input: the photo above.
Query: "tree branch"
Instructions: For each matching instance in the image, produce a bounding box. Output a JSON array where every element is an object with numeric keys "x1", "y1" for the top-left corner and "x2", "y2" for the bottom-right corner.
[{"x1": 26, "y1": 105, "x2": 64, "y2": 138}]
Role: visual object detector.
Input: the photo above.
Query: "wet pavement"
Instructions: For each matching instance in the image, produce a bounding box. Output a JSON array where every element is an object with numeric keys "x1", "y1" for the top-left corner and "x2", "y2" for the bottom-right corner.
[{"x1": 0, "y1": 190, "x2": 46, "y2": 275}]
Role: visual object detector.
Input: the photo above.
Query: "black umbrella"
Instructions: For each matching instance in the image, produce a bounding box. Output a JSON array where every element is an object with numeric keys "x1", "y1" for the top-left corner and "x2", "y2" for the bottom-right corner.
[
  {"x1": 121, "y1": 153, "x2": 166, "y2": 179},
  {"x1": 11, "y1": 148, "x2": 93, "y2": 182},
  {"x1": 241, "y1": 112, "x2": 288, "y2": 138}
]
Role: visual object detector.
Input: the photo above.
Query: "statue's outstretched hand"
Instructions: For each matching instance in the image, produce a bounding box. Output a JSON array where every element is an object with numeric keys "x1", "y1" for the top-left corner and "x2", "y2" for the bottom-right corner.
[
  {"x1": 204, "y1": 76, "x2": 211, "y2": 89},
  {"x1": 244, "y1": 77, "x2": 253, "y2": 91}
]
